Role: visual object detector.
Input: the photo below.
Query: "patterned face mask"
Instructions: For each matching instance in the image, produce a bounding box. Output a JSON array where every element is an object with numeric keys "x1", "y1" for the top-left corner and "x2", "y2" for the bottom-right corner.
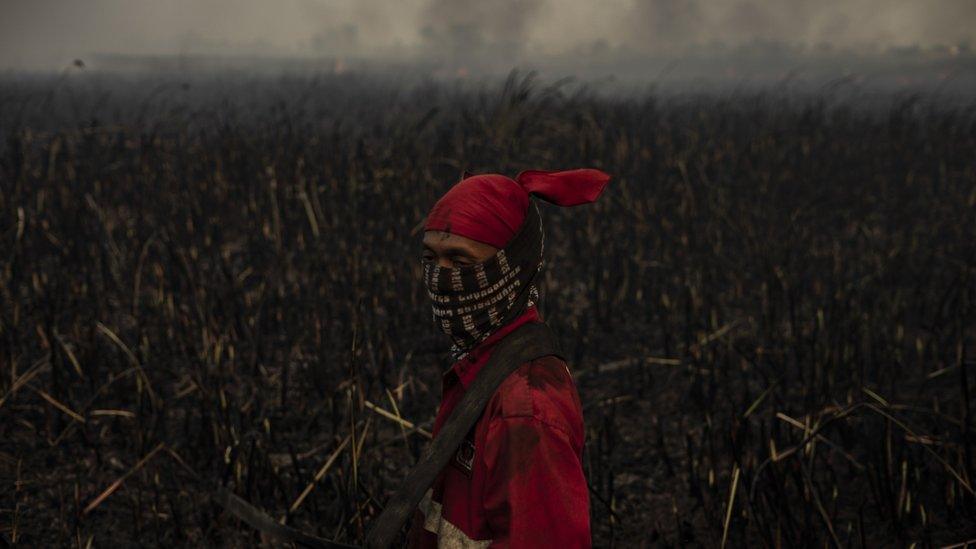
[{"x1": 422, "y1": 201, "x2": 544, "y2": 357}]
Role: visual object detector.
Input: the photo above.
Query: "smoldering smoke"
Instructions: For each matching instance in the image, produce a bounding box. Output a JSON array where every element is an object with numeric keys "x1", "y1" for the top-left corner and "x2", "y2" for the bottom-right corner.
[{"x1": 1, "y1": 0, "x2": 974, "y2": 69}]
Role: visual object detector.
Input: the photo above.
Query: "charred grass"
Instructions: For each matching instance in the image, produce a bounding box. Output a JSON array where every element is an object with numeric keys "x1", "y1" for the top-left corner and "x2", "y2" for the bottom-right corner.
[{"x1": 1, "y1": 71, "x2": 975, "y2": 547}]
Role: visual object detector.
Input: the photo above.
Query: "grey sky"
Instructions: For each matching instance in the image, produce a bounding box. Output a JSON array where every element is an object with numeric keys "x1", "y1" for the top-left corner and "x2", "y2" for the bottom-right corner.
[{"x1": 2, "y1": 0, "x2": 974, "y2": 69}]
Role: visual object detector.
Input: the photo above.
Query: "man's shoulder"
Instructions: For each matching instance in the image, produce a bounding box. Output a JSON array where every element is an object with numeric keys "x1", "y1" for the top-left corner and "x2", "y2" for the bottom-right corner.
[{"x1": 486, "y1": 355, "x2": 582, "y2": 436}]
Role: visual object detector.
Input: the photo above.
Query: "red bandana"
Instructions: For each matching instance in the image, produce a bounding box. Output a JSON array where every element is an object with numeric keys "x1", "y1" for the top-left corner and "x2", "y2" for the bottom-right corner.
[{"x1": 424, "y1": 168, "x2": 611, "y2": 248}]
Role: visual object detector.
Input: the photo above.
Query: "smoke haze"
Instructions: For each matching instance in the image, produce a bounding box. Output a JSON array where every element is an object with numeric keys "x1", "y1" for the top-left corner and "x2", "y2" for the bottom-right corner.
[{"x1": 1, "y1": 0, "x2": 974, "y2": 69}]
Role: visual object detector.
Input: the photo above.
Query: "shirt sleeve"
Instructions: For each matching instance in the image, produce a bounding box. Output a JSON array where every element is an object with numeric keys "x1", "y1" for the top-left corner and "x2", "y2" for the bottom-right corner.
[{"x1": 481, "y1": 416, "x2": 590, "y2": 548}]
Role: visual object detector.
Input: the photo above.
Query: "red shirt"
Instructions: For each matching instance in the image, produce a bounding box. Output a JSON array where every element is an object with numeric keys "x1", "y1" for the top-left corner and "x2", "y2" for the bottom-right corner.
[{"x1": 407, "y1": 307, "x2": 590, "y2": 548}]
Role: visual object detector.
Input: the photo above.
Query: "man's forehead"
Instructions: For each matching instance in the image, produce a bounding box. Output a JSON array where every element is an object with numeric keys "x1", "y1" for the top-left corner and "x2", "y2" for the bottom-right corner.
[
  {"x1": 422, "y1": 230, "x2": 497, "y2": 256},
  {"x1": 422, "y1": 230, "x2": 455, "y2": 246}
]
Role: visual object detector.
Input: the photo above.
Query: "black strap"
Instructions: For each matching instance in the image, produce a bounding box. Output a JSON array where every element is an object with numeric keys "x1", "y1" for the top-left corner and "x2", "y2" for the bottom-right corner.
[{"x1": 214, "y1": 321, "x2": 560, "y2": 549}]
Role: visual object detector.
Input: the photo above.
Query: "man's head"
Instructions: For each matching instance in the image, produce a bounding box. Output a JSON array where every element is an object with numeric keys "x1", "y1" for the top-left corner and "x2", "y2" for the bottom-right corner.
[{"x1": 421, "y1": 168, "x2": 611, "y2": 355}]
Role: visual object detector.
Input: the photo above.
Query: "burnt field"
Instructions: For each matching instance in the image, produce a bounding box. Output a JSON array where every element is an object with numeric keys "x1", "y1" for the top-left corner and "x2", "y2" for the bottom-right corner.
[{"x1": 1, "y1": 71, "x2": 975, "y2": 547}]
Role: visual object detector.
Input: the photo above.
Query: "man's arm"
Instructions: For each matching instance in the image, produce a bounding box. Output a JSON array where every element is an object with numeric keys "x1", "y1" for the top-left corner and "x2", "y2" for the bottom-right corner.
[{"x1": 482, "y1": 415, "x2": 590, "y2": 548}]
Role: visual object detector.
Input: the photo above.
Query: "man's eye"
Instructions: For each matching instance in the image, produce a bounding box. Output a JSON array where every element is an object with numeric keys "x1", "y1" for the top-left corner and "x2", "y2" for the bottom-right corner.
[{"x1": 452, "y1": 256, "x2": 474, "y2": 266}]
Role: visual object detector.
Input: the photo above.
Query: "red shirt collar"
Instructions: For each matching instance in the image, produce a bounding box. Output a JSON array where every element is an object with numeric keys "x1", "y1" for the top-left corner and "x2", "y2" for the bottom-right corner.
[{"x1": 444, "y1": 306, "x2": 542, "y2": 390}]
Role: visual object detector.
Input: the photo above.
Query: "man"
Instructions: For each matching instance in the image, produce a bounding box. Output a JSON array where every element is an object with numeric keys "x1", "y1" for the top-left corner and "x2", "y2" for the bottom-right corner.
[{"x1": 408, "y1": 168, "x2": 611, "y2": 548}]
